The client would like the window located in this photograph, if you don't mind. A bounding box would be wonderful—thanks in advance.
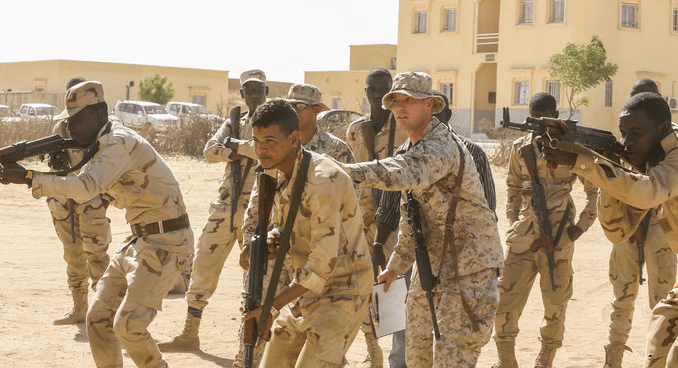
[673,9,678,32]
[514,81,530,105]
[549,0,565,23]
[414,11,427,33]
[605,82,613,107]
[621,3,638,28]
[519,1,534,24]
[441,83,453,105]
[332,98,342,109]
[547,81,561,105]
[442,8,457,32]
[192,95,206,106]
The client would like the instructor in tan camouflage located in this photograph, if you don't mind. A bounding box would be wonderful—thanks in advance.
[492,93,599,368]
[338,71,503,368]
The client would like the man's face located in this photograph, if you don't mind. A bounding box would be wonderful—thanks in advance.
[291,102,321,131]
[618,110,666,168]
[66,107,101,146]
[529,109,558,119]
[240,81,268,111]
[389,94,432,136]
[365,75,392,112]
[253,124,300,172]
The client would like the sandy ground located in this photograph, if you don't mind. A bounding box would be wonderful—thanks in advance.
[0,155,655,367]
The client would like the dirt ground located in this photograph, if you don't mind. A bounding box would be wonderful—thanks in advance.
[0,155,655,367]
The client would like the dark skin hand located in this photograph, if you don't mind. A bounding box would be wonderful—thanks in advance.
[47,151,70,171]
[0,162,30,186]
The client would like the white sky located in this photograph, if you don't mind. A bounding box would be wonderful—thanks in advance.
[4,0,399,83]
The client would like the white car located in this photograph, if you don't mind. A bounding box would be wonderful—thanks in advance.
[113,100,179,132]
[166,101,225,126]
[18,103,60,122]
[0,104,21,123]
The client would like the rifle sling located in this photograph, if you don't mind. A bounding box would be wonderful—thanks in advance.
[553,201,572,248]
[258,149,312,336]
[437,134,480,331]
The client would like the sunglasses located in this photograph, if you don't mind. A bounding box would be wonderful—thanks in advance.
[291,102,309,111]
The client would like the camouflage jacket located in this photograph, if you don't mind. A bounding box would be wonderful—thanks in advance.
[505,134,598,252]
[345,118,503,284]
[204,112,257,203]
[244,149,373,307]
[32,121,193,254]
[576,131,678,251]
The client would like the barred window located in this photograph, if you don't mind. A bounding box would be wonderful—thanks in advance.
[673,9,678,32]
[441,83,453,105]
[549,0,565,23]
[621,3,638,28]
[547,81,561,105]
[605,82,613,107]
[514,81,530,105]
[520,1,534,24]
[414,11,428,33]
[442,8,457,32]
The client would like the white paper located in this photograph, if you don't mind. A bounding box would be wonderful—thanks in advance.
[370,276,407,338]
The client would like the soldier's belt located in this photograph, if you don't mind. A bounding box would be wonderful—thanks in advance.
[131,213,190,237]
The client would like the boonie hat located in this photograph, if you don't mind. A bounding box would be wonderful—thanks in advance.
[240,69,266,86]
[286,83,330,111]
[382,72,445,114]
[56,80,105,120]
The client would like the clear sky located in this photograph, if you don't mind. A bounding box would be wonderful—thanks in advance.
[4,0,399,83]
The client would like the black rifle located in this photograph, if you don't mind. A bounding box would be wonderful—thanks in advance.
[635,212,652,285]
[242,170,277,368]
[0,135,79,166]
[405,190,441,340]
[500,107,623,154]
[227,106,242,232]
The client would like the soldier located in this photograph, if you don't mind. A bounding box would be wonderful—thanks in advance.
[542,92,678,368]
[345,68,408,368]
[601,80,676,368]
[242,99,373,367]
[233,82,356,368]
[0,81,194,368]
[492,93,598,368]
[46,76,112,325]
[337,71,503,368]
[158,69,267,352]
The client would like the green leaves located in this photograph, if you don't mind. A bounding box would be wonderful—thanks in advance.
[138,74,175,105]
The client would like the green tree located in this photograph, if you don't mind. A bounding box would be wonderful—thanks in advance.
[548,35,618,119]
[138,74,175,105]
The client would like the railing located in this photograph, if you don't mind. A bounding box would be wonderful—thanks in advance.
[476,33,499,47]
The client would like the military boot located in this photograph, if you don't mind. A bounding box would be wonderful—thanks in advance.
[603,343,632,368]
[157,312,201,351]
[534,339,560,368]
[357,331,383,368]
[492,339,519,368]
[53,290,88,325]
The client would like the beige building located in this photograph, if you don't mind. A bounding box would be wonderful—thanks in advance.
[306,44,397,114]
[0,60,230,113]
[395,0,678,137]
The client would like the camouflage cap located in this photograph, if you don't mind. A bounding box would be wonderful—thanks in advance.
[240,69,266,86]
[382,72,445,114]
[286,83,330,111]
[56,80,105,120]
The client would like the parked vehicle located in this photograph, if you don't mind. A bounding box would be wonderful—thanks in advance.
[316,109,363,140]
[166,101,225,127]
[18,103,60,122]
[0,105,21,123]
[113,100,179,132]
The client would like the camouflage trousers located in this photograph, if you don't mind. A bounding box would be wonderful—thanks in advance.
[233,257,292,368]
[406,267,499,368]
[87,232,193,368]
[493,238,574,345]
[259,294,369,368]
[608,216,676,345]
[643,282,678,368]
[186,198,247,311]
[47,196,111,293]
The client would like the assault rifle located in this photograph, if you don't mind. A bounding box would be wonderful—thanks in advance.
[0,135,79,166]
[500,107,624,155]
[405,190,441,340]
[227,106,243,232]
[635,212,652,285]
[242,169,277,368]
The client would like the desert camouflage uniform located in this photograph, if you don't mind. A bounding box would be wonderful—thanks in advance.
[249,148,372,367]
[32,121,194,368]
[234,128,356,368]
[345,118,504,368]
[187,112,257,312]
[47,120,111,293]
[569,131,678,368]
[493,135,598,348]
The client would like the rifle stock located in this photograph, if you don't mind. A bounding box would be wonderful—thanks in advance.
[635,212,652,285]
[0,135,79,165]
[405,190,441,340]
[243,170,277,368]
